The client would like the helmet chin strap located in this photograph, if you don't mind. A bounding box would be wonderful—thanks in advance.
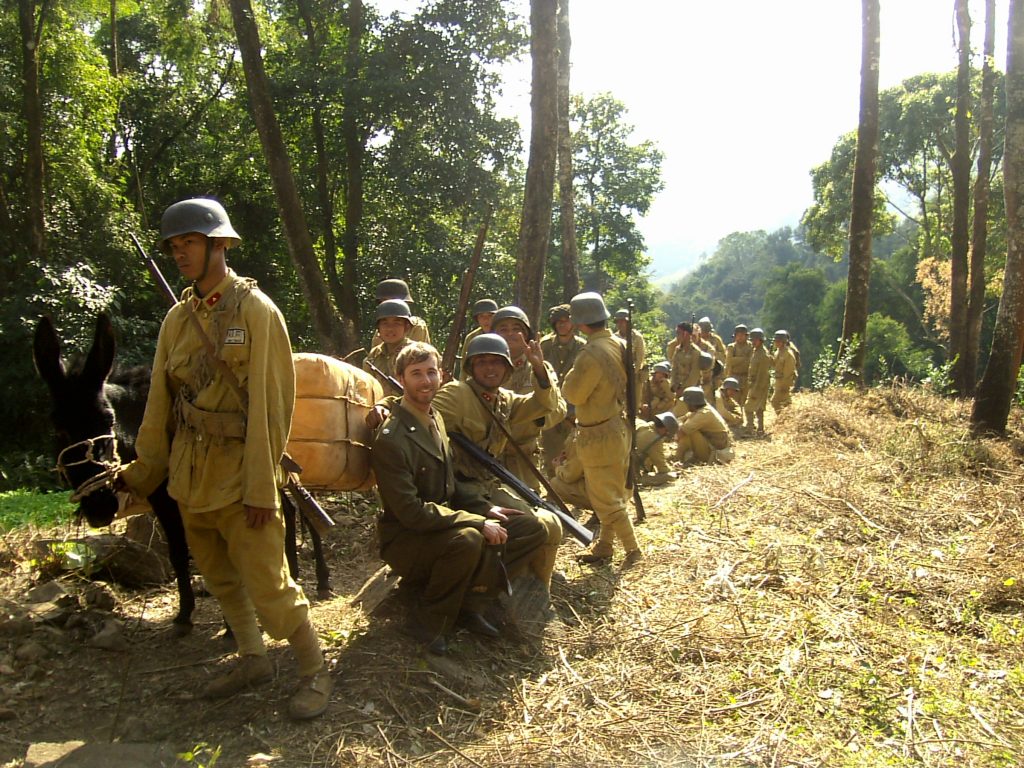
[193,236,213,296]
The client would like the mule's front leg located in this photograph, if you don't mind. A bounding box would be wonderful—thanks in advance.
[150,482,195,635]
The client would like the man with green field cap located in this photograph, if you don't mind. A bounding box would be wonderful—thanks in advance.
[562,291,642,569]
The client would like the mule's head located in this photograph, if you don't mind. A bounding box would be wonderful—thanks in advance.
[33,314,121,527]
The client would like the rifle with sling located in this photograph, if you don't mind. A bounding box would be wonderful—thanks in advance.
[623,300,647,522]
[130,233,335,536]
[364,359,592,546]
[440,207,492,379]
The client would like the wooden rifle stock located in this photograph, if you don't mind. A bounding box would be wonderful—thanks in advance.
[440,208,492,378]
[130,232,335,535]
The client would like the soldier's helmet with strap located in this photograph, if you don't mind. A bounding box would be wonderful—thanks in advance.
[734,324,749,335]
[158,198,241,254]
[652,360,671,376]
[375,278,413,303]
[569,292,610,326]
[698,316,713,333]
[699,351,714,371]
[492,306,533,341]
[682,386,707,407]
[375,299,412,322]
[722,377,741,391]
[464,332,513,373]
[774,329,790,342]
[472,298,498,318]
[653,411,679,434]
[750,327,765,341]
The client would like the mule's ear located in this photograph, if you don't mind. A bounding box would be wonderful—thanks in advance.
[83,313,116,386]
[33,316,66,390]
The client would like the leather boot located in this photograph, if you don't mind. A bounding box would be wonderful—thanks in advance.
[202,654,273,699]
[288,667,333,720]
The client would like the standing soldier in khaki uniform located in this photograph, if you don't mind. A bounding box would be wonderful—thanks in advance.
[562,292,642,569]
[697,317,728,366]
[674,387,734,465]
[715,377,744,434]
[744,328,771,436]
[490,306,567,490]
[670,322,702,395]
[539,304,586,471]
[117,198,330,719]
[431,333,564,589]
[771,329,798,413]
[698,351,716,402]
[614,309,646,410]
[647,361,675,417]
[371,342,546,656]
[548,426,594,513]
[363,299,414,395]
[458,298,498,381]
[725,324,753,406]
[371,278,431,347]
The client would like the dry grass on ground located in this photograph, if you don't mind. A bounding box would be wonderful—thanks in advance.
[0,385,1022,767]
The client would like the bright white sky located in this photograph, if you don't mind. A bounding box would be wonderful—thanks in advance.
[382,1,1008,279]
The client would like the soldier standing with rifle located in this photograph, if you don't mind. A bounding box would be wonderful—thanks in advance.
[117,198,331,719]
[562,292,643,569]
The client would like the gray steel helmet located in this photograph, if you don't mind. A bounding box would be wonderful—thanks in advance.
[548,303,571,326]
[774,329,790,341]
[734,324,749,335]
[682,386,706,407]
[570,292,610,325]
[492,306,533,341]
[464,332,513,371]
[750,327,765,340]
[722,377,740,390]
[698,316,712,332]
[472,298,498,317]
[375,278,413,303]
[375,299,412,322]
[614,308,630,321]
[653,411,679,434]
[158,198,241,254]
[652,360,671,375]
[699,351,714,370]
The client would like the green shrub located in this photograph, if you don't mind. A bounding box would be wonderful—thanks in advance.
[0,490,73,531]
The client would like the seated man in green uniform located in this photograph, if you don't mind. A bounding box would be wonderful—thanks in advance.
[674,386,734,465]
[117,198,330,720]
[370,342,546,656]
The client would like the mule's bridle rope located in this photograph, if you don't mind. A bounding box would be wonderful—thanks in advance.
[56,434,122,502]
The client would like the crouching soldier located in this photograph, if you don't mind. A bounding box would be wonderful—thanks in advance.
[371,342,546,655]
[648,361,674,417]
[715,377,744,435]
[635,411,678,486]
[673,386,734,465]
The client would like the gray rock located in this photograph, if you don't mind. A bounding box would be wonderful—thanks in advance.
[88,620,129,652]
[24,581,68,605]
[14,641,49,663]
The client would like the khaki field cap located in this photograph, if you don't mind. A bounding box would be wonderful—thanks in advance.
[492,306,533,340]
[472,298,498,317]
[375,299,412,322]
[548,303,571,325]
[682,386,706,407]
[465,332,513,370]
[570,292,610,325]
[375,278,413,303]
[158,198,241,254]
[653,411,679,434]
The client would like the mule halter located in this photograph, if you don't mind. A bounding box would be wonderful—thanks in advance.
[56,434,121,503]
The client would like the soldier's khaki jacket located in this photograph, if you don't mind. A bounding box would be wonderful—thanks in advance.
[708,331,728,362]
[431,377,559,482]
[649,377,674,415]
[122,270,293,513]
[677,404,732,450]
[615,328,646,370]
[670,342,702,392]
[561,329,626,427]
[371,402,492,549]
[458,325,486,381]
[773,346,797,388]
[539,332,586,382]
[725,340,753,379]
[364,337,412,394]
[715,391,743,427]
[371,314,430,348]
[635,420,670,474]
[747,346,772,400]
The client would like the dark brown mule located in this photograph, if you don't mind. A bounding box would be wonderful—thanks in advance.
[33,314,330,637]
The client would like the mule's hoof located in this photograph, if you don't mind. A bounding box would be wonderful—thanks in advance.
[316,587,334,601]
[168,621,194,638]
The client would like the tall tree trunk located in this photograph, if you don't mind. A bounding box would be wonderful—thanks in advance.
[340,0,364,338]
[19,0,46,260]
[556,0,579,302]
[966,0,997,391]
[515,0,558,326]
[950,0,973,393]
[972,0,1024,434]
[227,0,351,353]
[840,0,880,383]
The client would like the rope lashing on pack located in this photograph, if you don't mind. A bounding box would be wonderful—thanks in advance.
[56,434,122,502]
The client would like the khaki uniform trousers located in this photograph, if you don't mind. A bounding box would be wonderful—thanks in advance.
[771,382,792,413]
[577,419,638,556]
[548,475,593,511]
[181,500,309,656]
[676,432,733,465]
[541,419,573,475]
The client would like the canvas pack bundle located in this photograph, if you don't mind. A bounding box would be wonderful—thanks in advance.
[287,353,384,491]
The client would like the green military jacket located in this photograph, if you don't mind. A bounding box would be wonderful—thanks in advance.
[539,332,586,382]
[363,337,412,395]
[370,402,492,549]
